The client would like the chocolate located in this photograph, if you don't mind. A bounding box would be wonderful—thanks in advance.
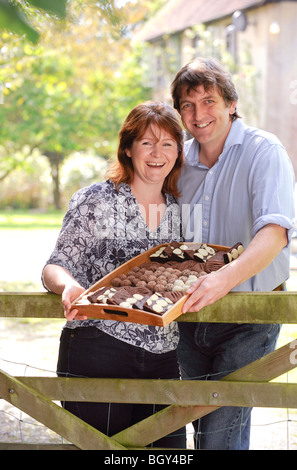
[151,242,218,264]
[162,290,185,303]
[164,242,193,261]
[149,246,169,263]
[223,242,244,263]
[111,277,122,287]
[106,286,151,308]
[143,292,174,315]
[163,240,181,257]
[81,241,244,317]
[192,244,217,262]
[133,294,151,310]
[203,251,226,272]
[87,286,118,304]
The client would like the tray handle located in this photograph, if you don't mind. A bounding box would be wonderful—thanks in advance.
[102,308,129,317]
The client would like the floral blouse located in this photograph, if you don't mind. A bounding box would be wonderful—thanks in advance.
[43,180,183,354]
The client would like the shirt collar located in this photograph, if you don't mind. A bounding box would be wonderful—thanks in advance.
[224,118,245,149]
[185,119,245,167]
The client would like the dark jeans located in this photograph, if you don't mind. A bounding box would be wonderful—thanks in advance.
[57,326,186,448]
[177,322,281,450]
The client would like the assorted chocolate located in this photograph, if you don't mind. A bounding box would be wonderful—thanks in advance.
[76,242,244,317]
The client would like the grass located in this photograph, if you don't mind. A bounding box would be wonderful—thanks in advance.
[0,209,64,230]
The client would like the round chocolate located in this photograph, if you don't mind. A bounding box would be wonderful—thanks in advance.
[147,281,157,290]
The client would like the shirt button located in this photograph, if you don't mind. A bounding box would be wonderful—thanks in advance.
[203,220,208,226]
[205,195,209,201]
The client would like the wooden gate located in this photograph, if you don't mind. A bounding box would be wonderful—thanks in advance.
[1,291,297,450]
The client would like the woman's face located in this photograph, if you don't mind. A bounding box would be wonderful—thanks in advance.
[126,124,179,188]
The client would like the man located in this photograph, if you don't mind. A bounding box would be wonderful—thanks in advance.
[171,57,295,449]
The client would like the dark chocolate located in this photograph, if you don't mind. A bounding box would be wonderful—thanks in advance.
[87,287,118,304]
[223,242,244,263]
[149,246,169,263]
[143,292,174,315]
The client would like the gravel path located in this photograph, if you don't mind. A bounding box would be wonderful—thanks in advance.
[1,229,297,449]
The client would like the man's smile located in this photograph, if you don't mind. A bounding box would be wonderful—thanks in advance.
[195,121,213,128]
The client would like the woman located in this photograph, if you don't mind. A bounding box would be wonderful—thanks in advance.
[42,101,185,448]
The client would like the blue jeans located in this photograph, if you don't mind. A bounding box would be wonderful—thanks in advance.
[177,322,280,450]
[57,326,186,448]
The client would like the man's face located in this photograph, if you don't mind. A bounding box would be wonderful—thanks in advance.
[179,85,236,150]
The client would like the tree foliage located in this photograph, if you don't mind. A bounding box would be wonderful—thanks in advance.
[0,1,156,208]
[0,0,123,43]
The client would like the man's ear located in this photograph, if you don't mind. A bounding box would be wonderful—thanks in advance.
[229,101,237,115]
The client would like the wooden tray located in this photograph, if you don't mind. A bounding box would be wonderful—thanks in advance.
[71,242,230,327]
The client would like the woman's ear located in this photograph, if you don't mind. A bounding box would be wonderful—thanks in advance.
[125,148,131,158]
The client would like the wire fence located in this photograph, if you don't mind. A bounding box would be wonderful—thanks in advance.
[1,351,297,450]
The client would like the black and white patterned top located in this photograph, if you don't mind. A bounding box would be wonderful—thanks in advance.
[43,180,183,354]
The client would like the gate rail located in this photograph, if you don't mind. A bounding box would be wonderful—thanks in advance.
[1,291,297,450]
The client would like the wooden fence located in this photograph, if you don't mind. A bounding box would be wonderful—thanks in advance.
[1,291,297,450]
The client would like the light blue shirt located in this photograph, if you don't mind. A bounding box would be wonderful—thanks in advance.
[177,119,295,292]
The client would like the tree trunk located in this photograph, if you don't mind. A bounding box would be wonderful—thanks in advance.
[44,151,64,210]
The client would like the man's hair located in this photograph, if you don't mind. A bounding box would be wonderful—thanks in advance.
[171,57,240,121]
[106,101,184,197]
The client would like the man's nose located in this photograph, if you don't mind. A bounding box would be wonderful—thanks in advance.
[193,104,203,121]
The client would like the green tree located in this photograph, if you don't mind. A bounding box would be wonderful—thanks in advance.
[0,0,122,43]
[0,1,152,209]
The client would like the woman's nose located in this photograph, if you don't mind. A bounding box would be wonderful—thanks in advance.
[151,143,161,156]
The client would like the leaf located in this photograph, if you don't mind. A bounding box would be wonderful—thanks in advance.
[27,0,67,19]
[0,0,39,43]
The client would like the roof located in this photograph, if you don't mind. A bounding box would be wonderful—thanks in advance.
[136,0,267,41]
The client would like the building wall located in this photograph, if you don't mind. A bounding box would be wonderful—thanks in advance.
[237,2,297,174]
[143,1,297,175]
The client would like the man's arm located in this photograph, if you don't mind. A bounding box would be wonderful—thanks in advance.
[182,224,288,313]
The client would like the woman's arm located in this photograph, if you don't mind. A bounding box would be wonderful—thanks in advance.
[182,224,288,313]
[43,264,86,321]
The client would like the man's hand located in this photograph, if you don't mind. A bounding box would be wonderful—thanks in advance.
[182,224,288,314]
[182,269,231,313]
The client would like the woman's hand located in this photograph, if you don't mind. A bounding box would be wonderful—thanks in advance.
[42,264,88,321]
[61,282,87,321]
